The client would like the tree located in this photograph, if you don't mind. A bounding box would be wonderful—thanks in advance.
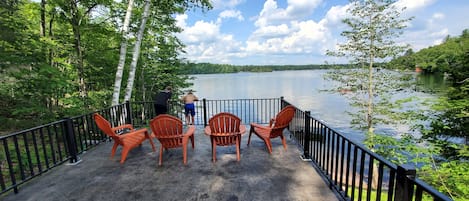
[111,0,135,106]
[326,0,414,191]
[113,0,212,105]
[327,0,412,134]
[123,0,151,102]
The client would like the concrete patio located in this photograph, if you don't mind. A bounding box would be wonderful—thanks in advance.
[1,126,340,201]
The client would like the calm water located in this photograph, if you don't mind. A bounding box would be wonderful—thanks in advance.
[190,69,444,141]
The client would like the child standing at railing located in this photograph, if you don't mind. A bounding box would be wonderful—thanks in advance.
[181,90,198,125]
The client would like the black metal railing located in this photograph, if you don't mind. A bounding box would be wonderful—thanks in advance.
[282,99,452,201]
[0,103,130,194]
[0,98,453,201]
[130,98,282,127]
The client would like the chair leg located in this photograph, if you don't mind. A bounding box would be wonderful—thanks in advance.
[159,146,164,166]
[120,147,131,164]
[190,135,195,149]
[236,138,240,161]
[183,143,188,165]
[265,138,273,154]
[247,127,254,146]
[212,140,217,162]
[146,132,156,152]
[111,142,119,158]
[280,135,287,150]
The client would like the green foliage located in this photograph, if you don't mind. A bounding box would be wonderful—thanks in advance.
[419,148,469,201]
[388,29,469,72]
[327,0,412,63]
[0,0,214,131]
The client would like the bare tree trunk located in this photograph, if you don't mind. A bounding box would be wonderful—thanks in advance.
[111,0,135,106]
[123,0,151,102]
[70,0,87,100]
[49,11,55,67]
[40,0,46,37]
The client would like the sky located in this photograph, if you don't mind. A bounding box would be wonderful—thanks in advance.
[175,0,469,65]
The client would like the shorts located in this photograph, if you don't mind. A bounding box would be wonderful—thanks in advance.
[184,103,196,116]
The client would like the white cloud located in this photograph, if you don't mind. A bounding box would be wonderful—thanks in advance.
[177,0,469,65]
[211,0,245,10]
[251,24,290,39]
[176,14,244,64]
[218,9,244,22]
[320,4,349,26]
[179,20,219,44]
[219,10,243,20]
[285,0,322,18]
[394,0,436,11]
[255,0,321,27]
[175,14,187,29]
[432,13,445,20]
[245,19,331,56]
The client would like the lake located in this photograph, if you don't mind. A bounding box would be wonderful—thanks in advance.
[189,69,445,141]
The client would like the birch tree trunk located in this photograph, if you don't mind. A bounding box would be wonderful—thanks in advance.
[111,0,135,105]
[124,0,151,102]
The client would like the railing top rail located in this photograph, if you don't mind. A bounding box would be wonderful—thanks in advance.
[0,119,66,140]
[413,178,453,201]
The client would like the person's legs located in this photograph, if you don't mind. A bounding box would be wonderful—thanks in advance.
[184,104,190,124]
[189,108,196,125]
[155,104,166,116]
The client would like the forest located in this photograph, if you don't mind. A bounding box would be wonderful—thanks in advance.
[0,0,468,199]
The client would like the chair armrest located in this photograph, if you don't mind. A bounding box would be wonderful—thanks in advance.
[184,125,196,136]
[250,122,268,129]
[269,118,275,127]
[250,122,272,132]
[239,125,247,134]
[112,124,135,133]
[204,126,212,135]
[119,128,147,139]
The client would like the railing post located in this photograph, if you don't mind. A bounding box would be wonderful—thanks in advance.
[203,98,208,127]
[64,118,79,164]
[395,164,416,201]
[301,111,312,161]
[125,101,133,125]
[280,96,285,108]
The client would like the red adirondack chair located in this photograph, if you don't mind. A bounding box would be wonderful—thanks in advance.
[93,113,155,164]
[247,105,295,153]
[204,112,246,162]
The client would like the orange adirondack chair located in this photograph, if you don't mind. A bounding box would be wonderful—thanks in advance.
[247,105,295,153]
[149,114,195,165]
[93,113,156,164]
[204,112,246,162]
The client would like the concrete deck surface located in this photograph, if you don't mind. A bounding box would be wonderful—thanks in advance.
[2,126,340,201]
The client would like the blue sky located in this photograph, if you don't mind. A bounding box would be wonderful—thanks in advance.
[175,0,469,65]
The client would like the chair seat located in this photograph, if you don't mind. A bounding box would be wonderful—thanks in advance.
[120,132,147,147]
[251,124,272,138]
